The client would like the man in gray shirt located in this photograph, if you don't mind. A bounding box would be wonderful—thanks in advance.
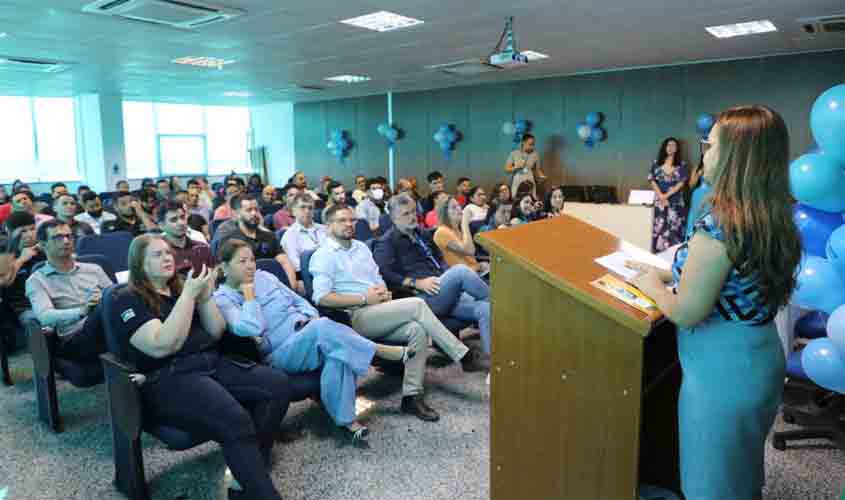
[25,220,114,362]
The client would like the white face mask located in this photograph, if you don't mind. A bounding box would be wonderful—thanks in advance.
[371,188,384,200]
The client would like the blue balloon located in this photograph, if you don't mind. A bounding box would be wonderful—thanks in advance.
[377,123,388,135]
[386,128,399,141]
[439,141,451,152]
[586,112,601,127]
[439,124,450,134]
[794,203,844,257]
[827,224,845,281]
[790,153,845,212]
[696,113,715,136]
[795,311,830,340]
[828,304,845,357]
[795,255,845,313]
[590,127,605,142]
[810,84,845,161]
[445,130,457,144]
[433,131,446,143]
[331,130,342,141]
[802,337,845,392]
[514,120,528,133]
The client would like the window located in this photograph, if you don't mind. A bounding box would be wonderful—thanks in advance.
[122,101,251,179]
[0,96,79,183]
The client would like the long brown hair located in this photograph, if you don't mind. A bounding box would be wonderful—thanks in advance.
[708,105,801,310]
[436,195,460,232]
[127,234,183,317]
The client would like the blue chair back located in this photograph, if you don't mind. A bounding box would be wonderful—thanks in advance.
[300,250,316,302]
[256,258,290,288]
[379,213,393,233]
[355,219,374,242]
[77,231,134,272]
[102,284,131,359]
[77,253,118,283]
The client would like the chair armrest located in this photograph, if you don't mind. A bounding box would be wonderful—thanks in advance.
[100,353,143,440]
[28,323,57,376]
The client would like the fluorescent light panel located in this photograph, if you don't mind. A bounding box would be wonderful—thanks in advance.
[172,56,235,68]
[340,11,423,32]
[325,75,371,83]
[521,50,549,61]
[705,20,777,38]
[223,91,251,97]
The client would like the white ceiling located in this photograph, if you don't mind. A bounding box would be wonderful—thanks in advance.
[0,0,843,105]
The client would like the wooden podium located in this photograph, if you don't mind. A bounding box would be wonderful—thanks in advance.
[477,215,681,500]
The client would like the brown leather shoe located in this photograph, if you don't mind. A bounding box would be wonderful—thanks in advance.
[401,395,440,422]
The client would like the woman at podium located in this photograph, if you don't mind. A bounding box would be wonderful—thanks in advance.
[628,106,801,500]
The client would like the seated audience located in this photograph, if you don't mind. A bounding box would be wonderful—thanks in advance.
[213,179,244,222]
[510,193,542,225]
[351,175,368,204]
[480,201,513,232]
[1,212,45,323]
[186,189,212,223]
[76,192,117,235]
[115,180,131,194]
[434,196,484,274]
[420,171,445,214]
[321,181,347,222]
[355,178,387,234]
[102,192,157,236]
[271,184,299,230]
[247,174,264,194]
[139,190,160,221]
[463,186,489,222]
[158,201,214,277]
[8,190,53,227]
[545,185,566,217]
[259,185,281,217]
[454,177,472,207]
[423,191,449,229]
[76,185,92,206]
[215,239,412,443]
[491,183,512,205]
[53,194,94,239]
[373,194,491,363]
[281,194,328,273]
[156,178,172,201]
[213,194,299,294]
[25,220,113,362]
[0,185,8,205]
[111,234,289,500]
[311,206,477,421]
[290,171,319,201]
[50,182,69,200]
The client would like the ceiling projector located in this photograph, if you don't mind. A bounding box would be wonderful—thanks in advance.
[488,17,528,68]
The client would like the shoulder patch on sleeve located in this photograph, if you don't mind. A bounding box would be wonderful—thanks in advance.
[121,308,136,323]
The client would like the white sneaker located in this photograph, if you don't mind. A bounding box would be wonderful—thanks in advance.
[486,372,490,385]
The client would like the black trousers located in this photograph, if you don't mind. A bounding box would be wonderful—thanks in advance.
[140,351,291,500]
[56,303,106,363]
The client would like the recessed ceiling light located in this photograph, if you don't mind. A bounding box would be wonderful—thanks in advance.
[0,33,7,39]
[223,91,251,97]
[340,11,423,32]
[172,56,235,69]
[325,75,371,83]
[705,20,777,38]
[521,50,549,61]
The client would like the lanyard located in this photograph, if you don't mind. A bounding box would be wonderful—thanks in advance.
[412,231,441,272]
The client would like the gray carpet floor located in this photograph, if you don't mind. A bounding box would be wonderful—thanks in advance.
[1,343,843,500]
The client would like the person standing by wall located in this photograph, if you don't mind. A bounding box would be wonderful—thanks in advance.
[648,137,688,252]
[504,134,546,199]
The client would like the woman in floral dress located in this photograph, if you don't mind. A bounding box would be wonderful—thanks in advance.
[649,137,688,252]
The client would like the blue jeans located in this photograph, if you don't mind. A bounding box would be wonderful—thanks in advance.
[422,265,491,354]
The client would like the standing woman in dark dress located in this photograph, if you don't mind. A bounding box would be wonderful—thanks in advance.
[649,137,689,252]
[112,234,290,500]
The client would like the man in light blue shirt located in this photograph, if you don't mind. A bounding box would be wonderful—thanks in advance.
[281,194,329,272]
[310,205,473,422]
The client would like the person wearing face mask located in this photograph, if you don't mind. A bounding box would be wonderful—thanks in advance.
[212,194,300,295]
[504,133,546,199]
[75,192,116,235]
[355,178,387,233]
[53,194,95,239]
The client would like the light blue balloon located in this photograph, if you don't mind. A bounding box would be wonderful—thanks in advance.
[439,141,451,152]
[696,113,715,136]
[445,130,457,144]
[802,337,845,392]
[439,124,450,134]
[586,112,601,127]
[827,304,845,357]
[795,255,845,313]
[515,119,528,133]
[386,127,399,141]
[789,153,845,212]
[590,127,605,142]
[434,131,445,143]
[794,203,844,257]
[331,130,342,141]
[576,123,592,141]
[827,224,845,281]
[377,123,388,135]
[810,84,845,161]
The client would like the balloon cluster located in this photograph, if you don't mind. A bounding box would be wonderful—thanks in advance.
[695,113,715,138]
[377,123,401,148]
[502,119,531,148]
[326,130,352,163]
[789,84,845,393]
[433,123,461,159]
[575,112,605,148]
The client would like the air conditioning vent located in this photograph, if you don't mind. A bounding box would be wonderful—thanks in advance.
[0,56,71,73]
[426,58,502,76]
[82,0,243,29]
[799,15,845,34]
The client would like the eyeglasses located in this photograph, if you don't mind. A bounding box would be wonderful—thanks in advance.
[49,234,74,242]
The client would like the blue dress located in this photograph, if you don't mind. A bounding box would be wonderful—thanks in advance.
[671,213,785,500]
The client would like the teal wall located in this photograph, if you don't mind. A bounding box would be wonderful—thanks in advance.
[294,50,845,197]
